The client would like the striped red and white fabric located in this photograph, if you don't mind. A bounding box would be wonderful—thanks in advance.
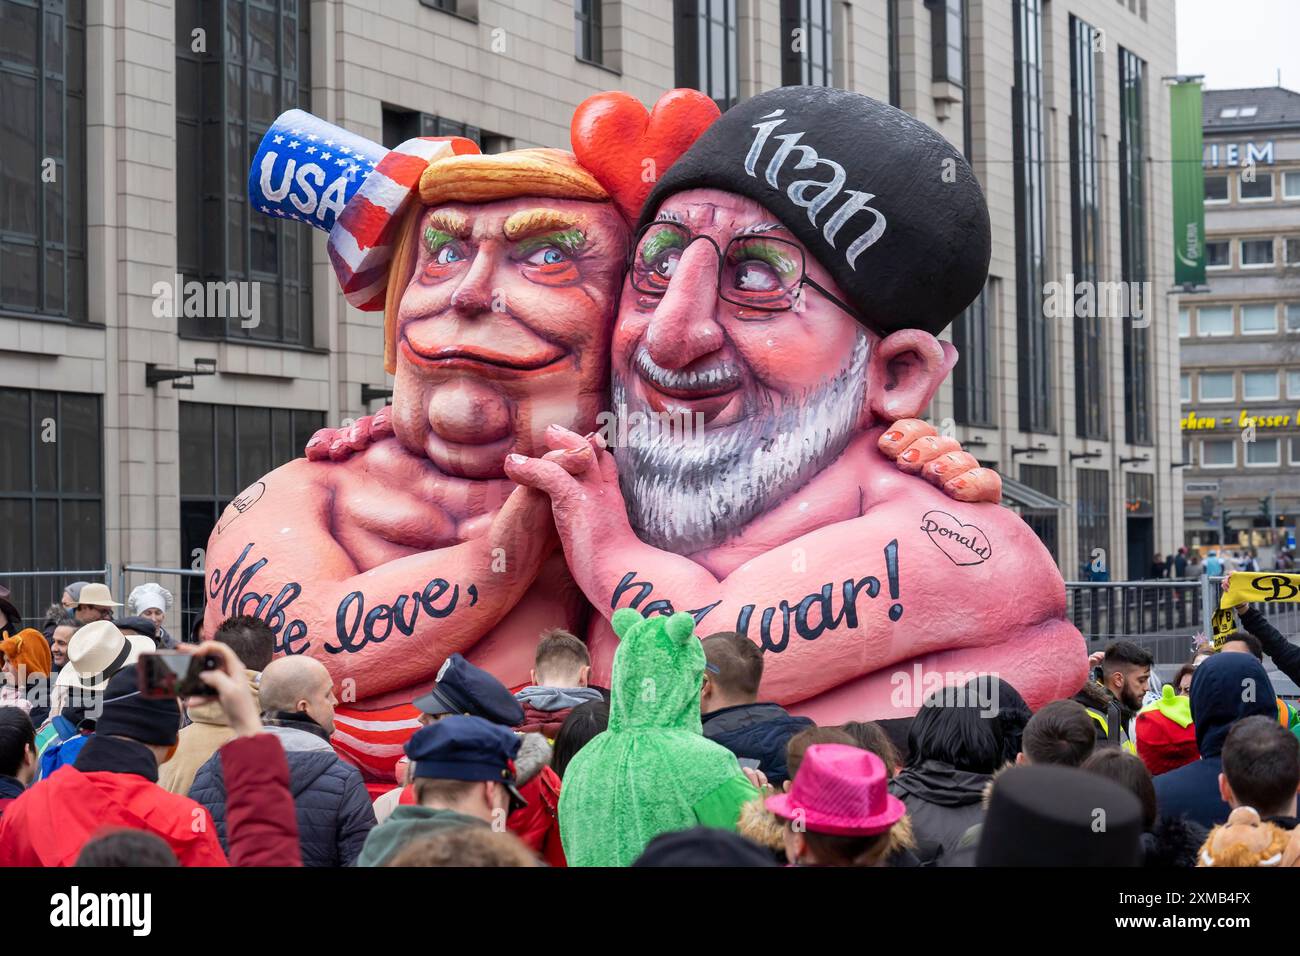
[325,135,480,311]
[331,702,423,785]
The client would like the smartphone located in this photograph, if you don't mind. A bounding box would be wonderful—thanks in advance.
[138,651,222,699]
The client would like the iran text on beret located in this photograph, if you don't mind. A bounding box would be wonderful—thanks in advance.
[642,86,991,339]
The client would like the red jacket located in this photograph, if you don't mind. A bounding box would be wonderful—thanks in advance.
[221,734,302,867]
[0,767,229,867]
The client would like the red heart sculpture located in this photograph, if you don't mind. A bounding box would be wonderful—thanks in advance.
[571,89,721,223]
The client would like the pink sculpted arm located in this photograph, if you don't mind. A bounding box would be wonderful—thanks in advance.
[505,427,1080,708]
[202,458,557,699]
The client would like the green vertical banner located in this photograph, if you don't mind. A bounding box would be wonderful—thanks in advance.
[1170,80,1206,286]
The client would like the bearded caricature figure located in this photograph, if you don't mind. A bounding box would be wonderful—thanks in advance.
[204,110,631,779]
[505,87,1087,722]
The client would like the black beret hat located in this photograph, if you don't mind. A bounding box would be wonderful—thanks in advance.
[412,653,525,727]
[976,765,1144,867]
[641,86,991,338]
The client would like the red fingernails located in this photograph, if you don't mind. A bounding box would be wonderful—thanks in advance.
[900,449,919,462]
[950,478,966,489]
[884,430,903,443]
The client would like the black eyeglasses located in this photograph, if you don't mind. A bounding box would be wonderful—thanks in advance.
[627,220,859,321]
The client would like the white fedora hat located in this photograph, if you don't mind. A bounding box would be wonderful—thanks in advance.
[54,620,154,692]
[76,582,121,608]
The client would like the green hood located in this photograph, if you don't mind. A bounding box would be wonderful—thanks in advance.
[356,805,485,867]
[607,607,706,733]
[558,610,757,866]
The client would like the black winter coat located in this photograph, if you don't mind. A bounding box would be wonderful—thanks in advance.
[702,702,814,785]
[189,717,376,867]
[888,760,990,866]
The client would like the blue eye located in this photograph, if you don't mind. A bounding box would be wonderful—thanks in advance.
[543,249,563,264]
[436,246,465,265]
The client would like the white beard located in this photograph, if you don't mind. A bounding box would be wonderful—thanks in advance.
[612,332,870,554]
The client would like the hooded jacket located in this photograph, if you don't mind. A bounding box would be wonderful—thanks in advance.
[1153,653,1277,828]
[159,669,261,796]
[188,713,376,867]
[357,805,488,867]
[701,702,814,785]
[557,610,759,867]
[888,759,990,866]
[0,735,229,866]
[514,685,604,738]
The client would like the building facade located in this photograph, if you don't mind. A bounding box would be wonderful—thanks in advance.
[0,0,1180,624]
[1179,86,1300,561]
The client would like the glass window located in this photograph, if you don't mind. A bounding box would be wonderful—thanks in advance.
[1206,240,1230,268]
[1019,464,1058,562]
[1241,303,1277,333]
[1243,370,1278,400]
[1238,173,1273,201]
[674,0,738,110]
[953,278,995,426]
[1075,469,1110,579]
[0,388,104,622]
[1119,47,1148,446]
[1013,0,1051,433]
[1179,308,1190,337]
[927,0,963,86]
[178,401,325,635]
[1246,439,1280,466]
[0,1,87,320]
[175,0,313,347]
[1199,371,1234,401]
[1201,439,1236,467]
[781,0,833,86]
[1288,304,1300,332]
[1241,239,1275,266]
[1204,175,1229,202]
[1197,306,1233,336]
[1180,372,1191,402]
[1284,171,1300,200]
[574,0,603,64]
[1286,238,1300,264]
[1287,370,1300,398]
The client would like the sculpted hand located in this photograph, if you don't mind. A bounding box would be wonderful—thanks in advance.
[502,424,632,545]
[878,418,1001,504]
[305,405,394,462]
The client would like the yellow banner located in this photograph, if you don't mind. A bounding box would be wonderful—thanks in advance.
[1211,608,1236,649]
[1221,573,1300,609]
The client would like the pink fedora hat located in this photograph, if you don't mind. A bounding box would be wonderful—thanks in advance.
[765,744,906,837]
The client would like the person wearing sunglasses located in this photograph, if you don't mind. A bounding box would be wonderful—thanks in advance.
[506,86,1087,727]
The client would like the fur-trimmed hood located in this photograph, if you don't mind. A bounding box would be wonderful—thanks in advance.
[736,795,917,863]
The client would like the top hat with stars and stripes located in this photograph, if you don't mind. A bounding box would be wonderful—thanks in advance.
[248,108,479,311]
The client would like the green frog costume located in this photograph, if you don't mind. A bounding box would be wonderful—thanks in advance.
[558,609,760,866]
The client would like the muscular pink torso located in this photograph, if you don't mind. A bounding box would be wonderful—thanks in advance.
[202,435,584,709]
[584,428,1085,720]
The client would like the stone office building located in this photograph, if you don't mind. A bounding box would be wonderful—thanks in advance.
[0,0,1179,630]
[1179,85,1300,561]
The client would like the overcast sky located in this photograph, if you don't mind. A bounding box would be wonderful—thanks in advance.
[1176,0,1300,90]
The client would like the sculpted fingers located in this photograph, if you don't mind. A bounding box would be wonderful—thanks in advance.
[542,442,597,476]
[895,435,962,475]
[942,467,1002,504]
[878,419,937,460]
[305,428,335,461]
[922,450,981,486]
[504,453,580,501]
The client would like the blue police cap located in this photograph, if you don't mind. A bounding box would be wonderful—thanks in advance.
[404,716,525,806]
[413,653,525,727]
